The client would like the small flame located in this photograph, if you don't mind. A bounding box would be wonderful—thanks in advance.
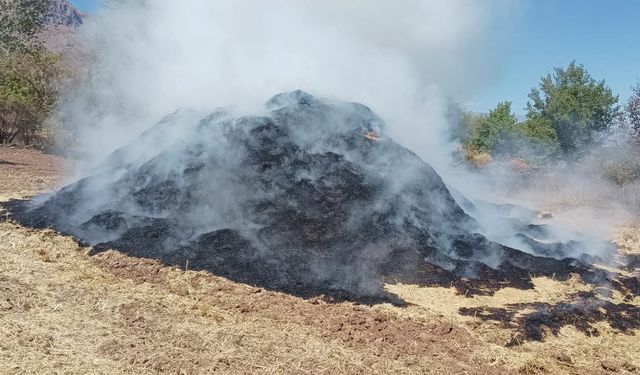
[364,131,380,141]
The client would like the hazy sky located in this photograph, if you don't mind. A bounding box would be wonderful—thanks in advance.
[70,0,639,115]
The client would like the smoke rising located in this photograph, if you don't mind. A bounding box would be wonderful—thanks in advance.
[62,0,518,168]
[55,1,623,263]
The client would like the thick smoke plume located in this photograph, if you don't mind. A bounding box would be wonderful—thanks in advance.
[53,1,623,264]
[62,0,518,167]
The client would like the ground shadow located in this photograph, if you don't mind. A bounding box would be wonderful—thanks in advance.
[0,159,24,166]
[459,290,640,345]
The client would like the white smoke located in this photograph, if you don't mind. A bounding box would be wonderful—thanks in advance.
[53,0,628,265]
[63,0,520,172]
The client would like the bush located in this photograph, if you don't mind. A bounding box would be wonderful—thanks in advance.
[466,102,519,154]
[626,80,640,140]
[463,145,492,168]
[462,102,560,166]
[0,49,63,145]
[584,145,640,186]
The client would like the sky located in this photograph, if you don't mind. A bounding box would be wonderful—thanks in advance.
[70,0,100,13]
[473,0,640,115]
[70,0,639,116]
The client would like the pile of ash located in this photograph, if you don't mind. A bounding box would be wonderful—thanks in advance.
[3,91,623,300]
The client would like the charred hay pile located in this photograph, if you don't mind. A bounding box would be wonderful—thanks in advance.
[4,91,637,309]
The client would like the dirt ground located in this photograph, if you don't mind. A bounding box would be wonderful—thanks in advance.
[0,147,70,200]
[1,147,639,374]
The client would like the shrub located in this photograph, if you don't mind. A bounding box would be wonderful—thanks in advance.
[586,146,640,186]
[0,49,63,145]
[466,102,519,154]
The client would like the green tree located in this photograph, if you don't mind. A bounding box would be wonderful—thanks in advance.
[0,48,62,145]
[467,101,519,154]
[0,0,52,55]
[446,100,469,143]
[520,116,556,142]
[517,116,561,161]
[526,61,619,155]
[626,80,640,140]
[0,0,62,145]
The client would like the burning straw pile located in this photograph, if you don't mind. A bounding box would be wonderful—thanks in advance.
[4,92,636,305]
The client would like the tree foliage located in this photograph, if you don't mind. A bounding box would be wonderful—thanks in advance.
[0,0,52,55]
[462,101,561,164]
[626,80,640,140]
[467,102,518,154]
[526,61,619,155]
[0,50,62,144]
[0,0,62,145]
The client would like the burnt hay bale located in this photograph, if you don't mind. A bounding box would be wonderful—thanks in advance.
[2,91,618,302]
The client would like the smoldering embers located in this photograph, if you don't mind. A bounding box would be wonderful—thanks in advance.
[6,91,611,298]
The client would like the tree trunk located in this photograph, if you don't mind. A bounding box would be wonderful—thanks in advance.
[7,112,20,144]
[0,116,7,145]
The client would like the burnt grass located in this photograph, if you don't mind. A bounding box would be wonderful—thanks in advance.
[3,91,640,341]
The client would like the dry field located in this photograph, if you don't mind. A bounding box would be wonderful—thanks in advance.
[0,146,638,374]
[0,147,70,201]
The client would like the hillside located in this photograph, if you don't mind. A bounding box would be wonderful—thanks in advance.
[39,0,86,68]
[43,0,84,28]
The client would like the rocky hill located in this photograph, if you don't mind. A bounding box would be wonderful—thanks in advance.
[43,0,84,28]
[39,0,86,69]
